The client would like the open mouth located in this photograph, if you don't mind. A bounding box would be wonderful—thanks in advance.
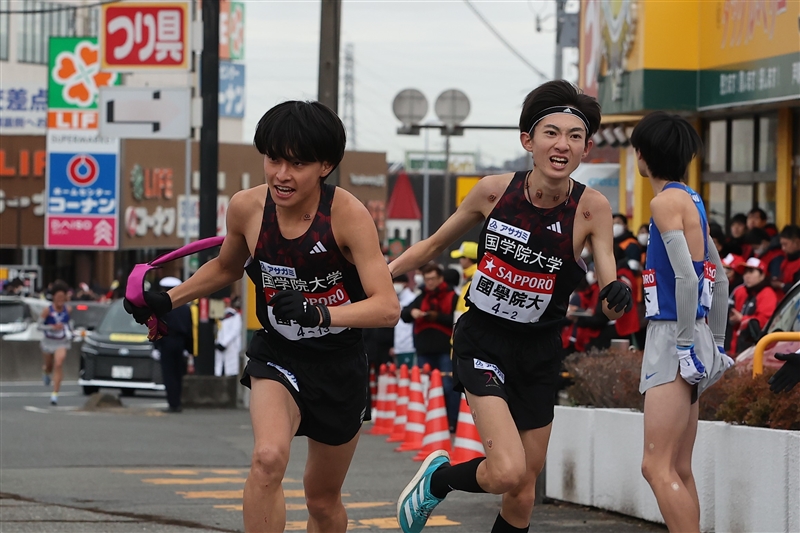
[274,185,295,198]
[549,156,569,169]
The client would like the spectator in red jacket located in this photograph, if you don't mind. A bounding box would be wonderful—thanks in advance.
[729,257,778,354]
[775,224,800,295]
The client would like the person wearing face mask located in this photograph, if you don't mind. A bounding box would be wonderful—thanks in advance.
[392,273,419,368]
[729,257,778,354]
[613,213,643,272]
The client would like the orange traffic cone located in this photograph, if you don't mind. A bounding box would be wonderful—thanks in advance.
[396,365,425,452]
[380,364,397,435]
[387,364,409,442]
[421,363,431,409]
[367,364,390,435]
[413,369,451,461]
[451,394,485,464]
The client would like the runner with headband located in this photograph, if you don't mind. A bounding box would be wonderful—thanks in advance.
[123,100,400,533]
[389,80,633,533]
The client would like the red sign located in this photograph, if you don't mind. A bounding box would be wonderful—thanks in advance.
[45,216,117,250]
[100,2,190,71]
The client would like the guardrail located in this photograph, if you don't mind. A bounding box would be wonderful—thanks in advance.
[753,331,800,377]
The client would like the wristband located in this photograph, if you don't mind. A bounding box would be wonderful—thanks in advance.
[317,303,331,328]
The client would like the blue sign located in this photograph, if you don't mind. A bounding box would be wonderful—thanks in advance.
[0,84,48,135]
[219,61,245,118]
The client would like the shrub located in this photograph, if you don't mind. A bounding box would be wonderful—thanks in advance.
[563,348,644,411]
[565,349,800,430]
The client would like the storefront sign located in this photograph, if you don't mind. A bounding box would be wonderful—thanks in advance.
[100,2,191,71]
[0,84,48,135]
[0,136,47,247]
[404,151,477,176]
[219,61,245,118]
[219,1,245,60]
[349,174,386,187]
[45,131,120,250]
[48,37,120,131]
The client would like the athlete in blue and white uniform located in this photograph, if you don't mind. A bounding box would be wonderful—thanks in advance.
[631,112,732,533]
[39,281,72,405]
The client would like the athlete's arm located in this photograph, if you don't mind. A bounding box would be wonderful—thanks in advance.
[651,193,698,347]
[582,189,625,320]
[388,174,508,277]
[166,189,254,308]
[706,243,729,346]
[330,189,400,328]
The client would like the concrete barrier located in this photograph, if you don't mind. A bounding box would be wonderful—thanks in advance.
[0,340,81,381]
[546,406,800,532]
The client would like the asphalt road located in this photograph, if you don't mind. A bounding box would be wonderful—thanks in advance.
[0,380,666,532]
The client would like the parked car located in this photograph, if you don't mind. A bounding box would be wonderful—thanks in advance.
[79,299,164,396]
[736,280,800,371]
[0,295,33,336]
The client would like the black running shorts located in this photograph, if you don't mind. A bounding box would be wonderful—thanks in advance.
[452,310,562,430]
[241,331,370,446]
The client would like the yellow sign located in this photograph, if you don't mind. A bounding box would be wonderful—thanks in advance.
[700,0,799,68]
[109,333,148,343]
[455,176,481,207]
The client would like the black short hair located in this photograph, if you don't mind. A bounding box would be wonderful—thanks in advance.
[253,101,346,179]
[730,214,747,226]
[420,262,443,277]
[744,228,770,245]
[519,80,601,139]
[629,112,703,182]
[747,207,767,221]
[613,213,628,224]
[780,224,800,240]
[709,223,725,242]
[51,280,69,295]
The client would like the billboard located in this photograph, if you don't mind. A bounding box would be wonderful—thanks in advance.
[219,0,245,60]
[45,131,120,250]
[48,37,120,130]
[100,2,191,71]
[219,61,245,118]
[0,83,48,135]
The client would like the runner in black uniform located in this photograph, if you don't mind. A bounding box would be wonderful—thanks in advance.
[390,80,633,533]
[123,101,399,533]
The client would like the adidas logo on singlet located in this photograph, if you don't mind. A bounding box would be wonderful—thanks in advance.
[546,221,562,234]
[309,241,328,254]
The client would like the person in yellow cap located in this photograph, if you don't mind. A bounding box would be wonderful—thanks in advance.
[450,241,478,321]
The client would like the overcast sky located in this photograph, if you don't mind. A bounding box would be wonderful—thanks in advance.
[243,1,573,167]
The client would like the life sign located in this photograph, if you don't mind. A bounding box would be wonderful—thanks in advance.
[100,2,191,71]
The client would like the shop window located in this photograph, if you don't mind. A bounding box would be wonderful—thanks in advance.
[16,1,97,65]
[706,120,727,172]
[0,0,9,60]
[731,118,754,172]
[757,116,777,172]
[706,182,726,226]
[729,184,754,220]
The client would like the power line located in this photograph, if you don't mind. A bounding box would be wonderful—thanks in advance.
[462,0,549,81]
[0,0,120,15]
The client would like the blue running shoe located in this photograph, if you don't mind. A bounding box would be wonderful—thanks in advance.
[43,373,51,386]
[397,450,450,533]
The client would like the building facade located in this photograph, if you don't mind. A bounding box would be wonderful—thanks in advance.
[580,0,799,232]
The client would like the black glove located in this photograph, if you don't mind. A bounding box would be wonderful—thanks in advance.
[215,343,225,352]
[269,290,321,328]
[123,291,173,325]
[599,280,633,313]
[768,352,800,393]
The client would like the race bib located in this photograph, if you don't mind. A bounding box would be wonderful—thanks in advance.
[468,252,556,323]
[701,260,715,309]
[642,269,660,317]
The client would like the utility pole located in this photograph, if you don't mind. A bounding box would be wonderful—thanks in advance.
[318,0,342,185]
[342,42,356,149]
[555,0,565,79]
[196,0,220,376]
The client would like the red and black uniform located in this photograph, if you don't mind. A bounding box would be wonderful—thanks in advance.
[241,183,370,445]
[779,251,800,292]
[730,281,778,354]
[453,171,587,430]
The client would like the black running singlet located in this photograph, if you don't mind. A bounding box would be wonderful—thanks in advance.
[244,183,366,353]
[467,171,587,330]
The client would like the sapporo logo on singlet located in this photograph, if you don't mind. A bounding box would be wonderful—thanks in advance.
[260,265,351,340]
[469,252,557,323]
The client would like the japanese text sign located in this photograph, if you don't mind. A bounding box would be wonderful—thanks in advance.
[100,2,191,71]
[0,83,48,135]
[219,61,245,118]
[219,1,245,60]
[45,131,120,250]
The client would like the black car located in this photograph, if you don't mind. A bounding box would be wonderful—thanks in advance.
[79,299,164,396]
